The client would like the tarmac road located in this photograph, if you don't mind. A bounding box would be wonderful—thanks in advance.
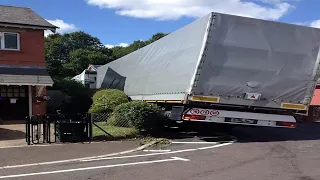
[1,123,320,180]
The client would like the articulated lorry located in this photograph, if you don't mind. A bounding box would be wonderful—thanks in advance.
[96,12,320,129]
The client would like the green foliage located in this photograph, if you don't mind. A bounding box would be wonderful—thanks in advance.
[111,33,168,60]
[45,34,67,77]
[147,33,169,43]
[109,101,164,132]
[45,31,112,79]
[64,49,112,77]
[48,78,94,113]
[89,89,129,114]
[51,78,92,96]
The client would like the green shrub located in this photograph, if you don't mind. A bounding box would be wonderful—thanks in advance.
[89,89,129,114]
[51,77,93,97]
[109,101,164,133]
[48,78,93,113]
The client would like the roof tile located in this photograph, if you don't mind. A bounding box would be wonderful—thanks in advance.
[0,5,57,29]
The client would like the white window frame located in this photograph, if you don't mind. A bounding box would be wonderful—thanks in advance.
[0,32,20,51]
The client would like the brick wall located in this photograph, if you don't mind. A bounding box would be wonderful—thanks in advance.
[0,27,48,116]
[0,27,45,67]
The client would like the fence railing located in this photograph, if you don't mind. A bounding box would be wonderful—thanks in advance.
[90,113,137,139]
[25,112,141,145]
[25,113,92,145]
[91,113,135,128]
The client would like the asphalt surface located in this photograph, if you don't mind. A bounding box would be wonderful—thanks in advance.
[0,141,140,167]
[1,123,320,180]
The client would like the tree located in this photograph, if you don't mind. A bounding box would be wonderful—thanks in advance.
[64,49,112,77]
[111,46,131,60]
[111,32,168,60]
[45,31,112,79]
[63,31,103,50]
[148,33,169,43]
[111,40,148,59]
[45,34,68,77]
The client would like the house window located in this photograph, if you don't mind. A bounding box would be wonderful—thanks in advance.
[0,32,20,50]
[0,86,26,98]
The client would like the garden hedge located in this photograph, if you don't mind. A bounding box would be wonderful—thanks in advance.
[109,101,164,133]
[89,89,129,114]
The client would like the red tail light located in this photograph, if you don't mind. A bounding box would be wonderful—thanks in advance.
[183,114,206,120]
[276,121,296,128]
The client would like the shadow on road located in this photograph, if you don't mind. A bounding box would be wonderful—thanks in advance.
[152,122,320,143]
[0,127,26,141]
[231,123,320,143]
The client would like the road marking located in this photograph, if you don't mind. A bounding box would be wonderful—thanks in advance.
[0,157,188,179]
[143,149,171,152]
[0,143,154,170]
[0,144,53,149]
[0,156,97,170]
[0,142,234,170]
[198,142,233,150]
[172,141,219,144]
[171,157,190,161]
[81,148,196,162]
[82,142,234,162]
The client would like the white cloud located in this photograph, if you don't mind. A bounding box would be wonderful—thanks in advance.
[105,43,129,48]
[86,0,295,21]
[311,20,320,28]
[293,19,320,29]
[45,19,77,37]
[256,0,298,4]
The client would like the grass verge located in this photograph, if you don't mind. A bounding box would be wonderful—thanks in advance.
[140,137,172,148]
[93,122,140,140]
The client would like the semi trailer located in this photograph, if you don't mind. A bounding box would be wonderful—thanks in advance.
[96,12,320,128]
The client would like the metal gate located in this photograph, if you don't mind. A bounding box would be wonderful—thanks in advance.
[25,113,93,145]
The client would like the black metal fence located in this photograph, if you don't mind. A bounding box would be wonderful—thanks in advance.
[25,112,93,145]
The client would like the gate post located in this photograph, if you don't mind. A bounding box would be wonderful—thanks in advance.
[89,113,93,142]
[42,115,47,143]
[25,116,31,145]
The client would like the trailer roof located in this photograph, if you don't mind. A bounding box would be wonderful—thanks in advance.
[97,12,320,108]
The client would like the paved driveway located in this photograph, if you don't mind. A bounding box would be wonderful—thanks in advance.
[0,123,320,180]
[0,123,26,147]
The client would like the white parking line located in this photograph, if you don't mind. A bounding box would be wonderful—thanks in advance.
[0,142,234,170]
[143,149,171,152]
[198,143,233,150]
[0,156,99,170]
[81,142,234,162]
[171,141,219,144]
[0,157,189,179]
[0,144,52,149]
[0,147,142,169]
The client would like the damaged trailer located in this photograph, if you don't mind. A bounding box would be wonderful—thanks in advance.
[96,12,320,128]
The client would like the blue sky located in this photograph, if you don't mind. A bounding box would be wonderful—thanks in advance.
[1,0,320,48]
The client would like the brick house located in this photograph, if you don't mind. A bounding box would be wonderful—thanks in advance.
[0,5,57,121]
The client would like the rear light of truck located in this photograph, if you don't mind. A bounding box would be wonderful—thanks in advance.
[183,114,206,121]
[276,121,296,128]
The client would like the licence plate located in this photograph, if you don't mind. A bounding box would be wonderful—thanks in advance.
[225,118,258,124]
